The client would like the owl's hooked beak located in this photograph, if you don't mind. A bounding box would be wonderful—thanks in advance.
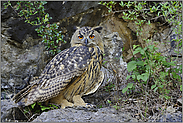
[84,38,88,45]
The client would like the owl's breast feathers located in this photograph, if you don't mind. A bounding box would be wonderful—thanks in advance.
[12,45,103,106]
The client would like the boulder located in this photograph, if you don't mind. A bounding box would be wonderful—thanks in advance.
[1,99,27,122]
[32,107,138,122]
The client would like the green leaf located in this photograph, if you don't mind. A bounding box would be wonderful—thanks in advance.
[168,61,176,66]
[127,61,137,72]
[133,45,139,49]
[24,109,29,114]
[145,64,150,70]
[103,61,108,65]
[172,72,178,79]
[137,73,149,81]
[180,85,182,91]
[148,45,154,50]
[43,13,49,23]
[31,103,36,109]
[137,75,141,81]
[52,104,58,109]
[133,47,144,55]
[148,20,151,25]
[164,95,170,100]
[122,87,128,93]
[165,89,170,94]
[126,75,131,80]
[133,49,140,55]
[107,100,111,104]
[139,48,145,55]
[40,106,50,111]
[127,83,133,88]
[144,47,147,51]
[136,61,144,66]
[154,87,159,92]
[131,75,136,79]
[151,84,156,89]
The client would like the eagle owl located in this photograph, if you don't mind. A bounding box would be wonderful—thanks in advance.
[12,26,104,108]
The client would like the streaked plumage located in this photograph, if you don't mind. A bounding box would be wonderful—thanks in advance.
[12,26,104,108]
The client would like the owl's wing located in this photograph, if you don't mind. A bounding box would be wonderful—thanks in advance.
[38,46,92,89]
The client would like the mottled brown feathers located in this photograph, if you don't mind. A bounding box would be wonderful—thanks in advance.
[12,26,104,108]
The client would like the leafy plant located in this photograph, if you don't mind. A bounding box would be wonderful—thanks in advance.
[122,83,134,94]
[35,23,66,55]
[125,43,179,99]
[107,99,111,104]
[113,103,120,110]
[3,1,66,55]
[99,1,116,13]
[104,82,115,92]
[121,1,182,100]
[4,1,49,25]
[100,1,182,100]
[23,102,59,117]
[100,2,182,116]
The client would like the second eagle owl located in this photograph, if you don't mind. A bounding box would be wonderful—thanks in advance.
[12,26,104,108]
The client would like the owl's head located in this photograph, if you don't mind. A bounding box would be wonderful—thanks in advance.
[71,26,104,53]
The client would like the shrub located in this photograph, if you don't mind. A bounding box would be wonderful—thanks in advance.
[100,1,182,100]
[3,1,66,55]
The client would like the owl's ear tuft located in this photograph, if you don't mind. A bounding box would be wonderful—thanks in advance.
[73,26,80,31]
[93,26,103,33]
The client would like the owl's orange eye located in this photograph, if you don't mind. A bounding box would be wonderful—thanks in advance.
[78,35,83,39]
[89,35,95,39]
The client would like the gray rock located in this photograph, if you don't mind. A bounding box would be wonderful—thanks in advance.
[177,98,182,105]
[45,1,101,22]
[32,107,138,122]
[148,111,182,122]
[1,99,182,122]
[1,35,46,93]
[1,99,27,122]
[166,106,176,113]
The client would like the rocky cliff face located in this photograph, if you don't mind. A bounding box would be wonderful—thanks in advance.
[1,0,179,108]
[1,1,182,122]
